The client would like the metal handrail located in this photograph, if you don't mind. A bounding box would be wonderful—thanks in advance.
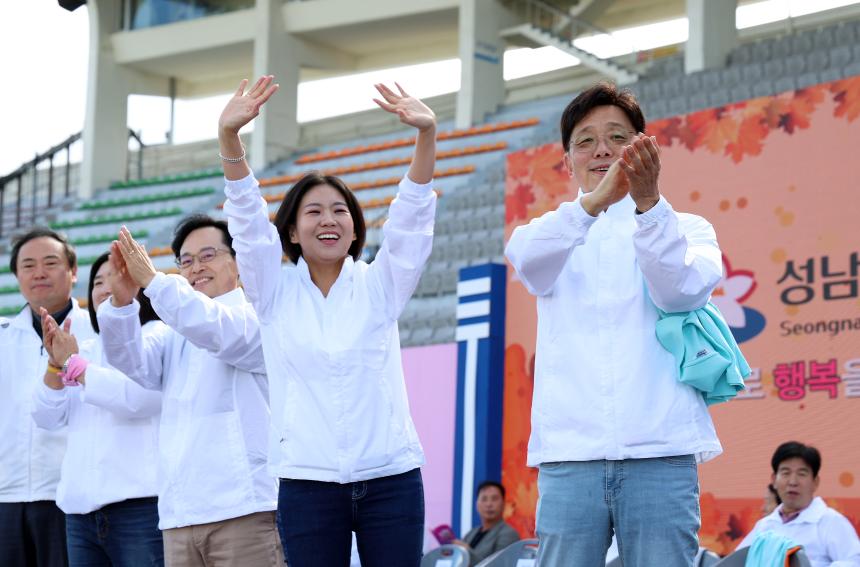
[0,128,145,238]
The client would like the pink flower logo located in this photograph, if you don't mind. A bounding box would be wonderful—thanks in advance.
[711,255,765,343]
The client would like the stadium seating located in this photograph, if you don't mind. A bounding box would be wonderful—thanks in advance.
[421,544,470,567]
[474,539,538,566]
[712,546,812,567]
[3,18,860,333]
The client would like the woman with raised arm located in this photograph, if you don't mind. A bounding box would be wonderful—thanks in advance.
[32,252,164,567]
[218,76,436,567]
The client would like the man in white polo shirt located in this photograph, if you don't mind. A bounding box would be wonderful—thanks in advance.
[739,441,860,566]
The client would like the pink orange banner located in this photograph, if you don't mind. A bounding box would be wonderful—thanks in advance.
[502,76,860,553]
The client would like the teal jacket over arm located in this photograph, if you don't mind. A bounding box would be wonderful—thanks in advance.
[656,302,751,405]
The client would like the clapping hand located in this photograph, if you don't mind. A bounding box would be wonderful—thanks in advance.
[619,133,661,213]
[115,227,158,289]
[40,308,77,369]
[373,83,436,133]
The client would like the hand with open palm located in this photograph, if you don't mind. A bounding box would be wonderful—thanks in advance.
[218,75,280,136]
[373,83,436,133]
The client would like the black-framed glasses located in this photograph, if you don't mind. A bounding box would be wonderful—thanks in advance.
[175,247,230,269]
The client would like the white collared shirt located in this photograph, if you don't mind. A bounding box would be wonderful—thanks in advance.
[739,497,860,566]
[97,273,277,529]
[505,193,724,465]
[31,326,162,514]
[223,172,435,483]
[0,302,96,503]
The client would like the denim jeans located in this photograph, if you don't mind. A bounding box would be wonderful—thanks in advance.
[0,500,67,567]
[535,456,700,567]
[66,497,163,567]
[278,468,424,567]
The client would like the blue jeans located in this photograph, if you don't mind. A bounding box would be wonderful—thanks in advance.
[66,497,163,567]
[535,457,700,567]
[278,468,424,567]
[0,501,67,567]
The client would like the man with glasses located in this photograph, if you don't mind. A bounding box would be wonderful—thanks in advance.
[505,82,723,566]
[97,216,283,566]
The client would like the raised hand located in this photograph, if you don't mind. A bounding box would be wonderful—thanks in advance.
[580,157,630,216]
[373,83,436,133]
[117,227,158,288]
[40,308,76,367]
[108,238,140,307]
[619,133,661,213]
[218,75,280,136]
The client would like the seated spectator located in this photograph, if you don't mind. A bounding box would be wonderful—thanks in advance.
[739,441,860,567]
[453,481,520,564]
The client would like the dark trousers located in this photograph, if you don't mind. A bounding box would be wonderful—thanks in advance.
[0,500,68,567]
[66,497,163,567]
[278,468,424,567]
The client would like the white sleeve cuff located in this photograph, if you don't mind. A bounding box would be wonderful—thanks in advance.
[634,195,671,225]
[224,172,259,199]
[143,272,169,298]
[398,175,434,198]
[566,198,601,229]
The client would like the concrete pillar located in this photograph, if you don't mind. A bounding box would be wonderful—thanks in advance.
[251,0,299,172]
[685,0,738,73]
[81,0,133,197]
[456,0,506,129]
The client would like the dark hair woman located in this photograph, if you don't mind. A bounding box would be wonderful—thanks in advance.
[219,76,437,567]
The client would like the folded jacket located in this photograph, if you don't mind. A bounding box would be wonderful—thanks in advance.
[656,302,751,405]
[745,530,802,567]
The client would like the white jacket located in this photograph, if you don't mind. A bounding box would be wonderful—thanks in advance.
[31,326,162,514]
[97,273,277,529]
[739,497,860,567]
[505,193,723,465]
[223,172,435,483]
[0,302,96,502]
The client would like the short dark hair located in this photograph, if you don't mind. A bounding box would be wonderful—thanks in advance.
[273,172,366,264]
[10,227,77,275]
[476,480,506,501]
[560,81,646,152]
[171,214,235,258]
[87,252,161,333]
[771,441,822,478]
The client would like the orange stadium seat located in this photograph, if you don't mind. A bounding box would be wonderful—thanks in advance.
[294,119,536,164]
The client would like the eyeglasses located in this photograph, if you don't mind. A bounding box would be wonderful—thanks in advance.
[175,247,231,269]
[570,130,636,153]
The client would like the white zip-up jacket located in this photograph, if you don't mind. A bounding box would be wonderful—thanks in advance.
[97,273,277,529]
[739,497,860,566]
[223,172,435,483]
[0,302,96,503]
[31,326,162,514]
[505,193,723,466]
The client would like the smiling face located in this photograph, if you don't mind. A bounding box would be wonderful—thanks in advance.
[772,457,820,515]
[563,104,635,193]
[289,183,357,269]
[15,236,77,313]
[178,226,239,298]
[91,261,113,310]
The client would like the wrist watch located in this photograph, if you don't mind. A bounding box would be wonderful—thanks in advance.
[61,354,77,376]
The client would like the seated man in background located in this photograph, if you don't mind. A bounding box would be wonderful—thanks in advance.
[453,481,520,564]
[739,441,860,566]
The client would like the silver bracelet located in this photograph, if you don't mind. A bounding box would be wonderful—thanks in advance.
[219,144,246,163]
